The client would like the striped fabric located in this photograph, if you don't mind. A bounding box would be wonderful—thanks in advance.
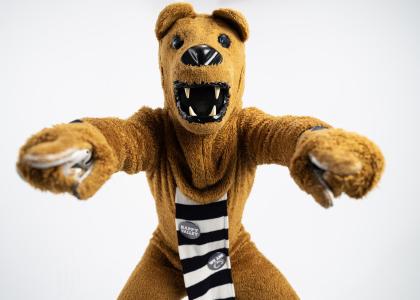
[175,188,236,300]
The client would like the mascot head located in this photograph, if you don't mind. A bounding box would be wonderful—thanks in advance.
[155,3,249,135]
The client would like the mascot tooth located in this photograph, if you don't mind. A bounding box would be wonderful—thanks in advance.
[17,3,385,299]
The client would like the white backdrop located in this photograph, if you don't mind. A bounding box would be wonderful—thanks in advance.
[1,0,419,299]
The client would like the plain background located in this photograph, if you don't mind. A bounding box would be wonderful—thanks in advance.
[1,0,419,299]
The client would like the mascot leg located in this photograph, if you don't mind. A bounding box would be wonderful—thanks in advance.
[118,242,186,300]
[231,241,299,299]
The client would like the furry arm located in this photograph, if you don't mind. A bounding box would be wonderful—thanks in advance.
[83,107,160,174]
[239,107,384,208]
[238,107,331,166]
[17,107,160,199]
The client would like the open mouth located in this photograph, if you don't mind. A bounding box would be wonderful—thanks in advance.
[174,81,230,123]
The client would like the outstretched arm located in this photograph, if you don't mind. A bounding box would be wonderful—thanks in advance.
[82,107,161,174]
[239,107,384,208]
[17,107,162,199]
[239,107,330,166]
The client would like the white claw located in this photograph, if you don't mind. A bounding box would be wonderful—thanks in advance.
[214,86,220,99]
[311,159,334,208]
[189,106,197,116]
[184,88,190,99]
[309,153,329,171]
[209,105,217,116]
[24,148,94,184]
[24,149,90,169]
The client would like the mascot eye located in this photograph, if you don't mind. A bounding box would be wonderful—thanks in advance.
[171,35,184,49]
[218,34,231,48]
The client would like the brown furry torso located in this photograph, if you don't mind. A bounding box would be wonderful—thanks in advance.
[146,108,255,268]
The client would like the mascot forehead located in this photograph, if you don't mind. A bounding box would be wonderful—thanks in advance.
[166,16,242,42]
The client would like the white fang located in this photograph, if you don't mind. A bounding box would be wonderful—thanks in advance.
[209,105,217,116]
[189,106,197,116]
[184,88,190,99]
[214,87,220,99]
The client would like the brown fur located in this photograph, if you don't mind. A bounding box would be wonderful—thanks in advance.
[16,3,384,299]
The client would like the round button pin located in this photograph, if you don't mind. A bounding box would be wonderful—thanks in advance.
[207,252,227,270]
[179,221,201,239]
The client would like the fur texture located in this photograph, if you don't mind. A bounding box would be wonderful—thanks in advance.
[17,3,384,299]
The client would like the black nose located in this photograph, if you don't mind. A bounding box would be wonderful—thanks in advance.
[181,44,223,66]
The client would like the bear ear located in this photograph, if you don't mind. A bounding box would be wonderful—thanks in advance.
[212,8,249,42]
[155,3,196,40]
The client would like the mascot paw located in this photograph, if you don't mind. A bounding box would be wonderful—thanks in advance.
[17,122,118,199]
[290,128,384,208]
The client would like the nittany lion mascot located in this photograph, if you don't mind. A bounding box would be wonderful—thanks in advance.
[17,3,384,299]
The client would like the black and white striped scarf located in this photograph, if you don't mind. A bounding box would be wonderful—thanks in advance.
[175,188,236,300]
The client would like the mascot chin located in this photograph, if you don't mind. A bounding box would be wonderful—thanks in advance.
[17,3,384,299]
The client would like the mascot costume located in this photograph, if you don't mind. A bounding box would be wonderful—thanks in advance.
[17,3,384,299]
